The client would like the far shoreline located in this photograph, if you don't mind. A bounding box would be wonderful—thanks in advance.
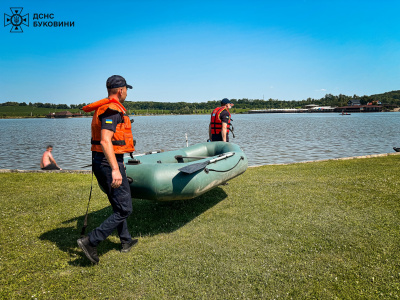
[1,110,399,120]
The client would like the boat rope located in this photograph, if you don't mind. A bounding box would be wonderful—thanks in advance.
[80,171,94,237]
[205,156,244,173]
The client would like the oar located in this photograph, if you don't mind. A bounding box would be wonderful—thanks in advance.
[81,150,163,168]
[179,152,235,174]
[132,150,164,158]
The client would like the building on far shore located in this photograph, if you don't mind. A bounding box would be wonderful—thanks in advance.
[247,103,388,114]
[308,106,335,112]
[348,99,361,106]
[46,111,73,118]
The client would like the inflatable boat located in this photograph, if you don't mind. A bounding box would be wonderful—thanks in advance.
[124,142,248,201]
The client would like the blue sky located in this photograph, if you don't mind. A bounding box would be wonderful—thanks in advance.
[1,0,400,105]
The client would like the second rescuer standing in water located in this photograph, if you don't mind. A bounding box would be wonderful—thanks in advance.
[78,75,137,264]
[209,98,234,142]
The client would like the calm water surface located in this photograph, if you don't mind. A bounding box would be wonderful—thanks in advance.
[1,112,399,170]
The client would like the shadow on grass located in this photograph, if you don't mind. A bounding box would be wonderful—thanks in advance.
[39,187,227,266]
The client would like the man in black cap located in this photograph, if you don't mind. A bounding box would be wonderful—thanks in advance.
[209,98,234,142]
[78,75,137,264]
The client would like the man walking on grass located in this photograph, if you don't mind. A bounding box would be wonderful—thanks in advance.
[77,75,138,264]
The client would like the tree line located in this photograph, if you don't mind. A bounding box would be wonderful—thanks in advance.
[0,102,81,109]
[2,90,400,114]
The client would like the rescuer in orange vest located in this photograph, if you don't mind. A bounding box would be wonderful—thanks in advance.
[209,98,234,142]
[77,75,137,264]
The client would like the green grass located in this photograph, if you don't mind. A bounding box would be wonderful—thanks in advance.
[1,156,400,299]
[0,106,83,117]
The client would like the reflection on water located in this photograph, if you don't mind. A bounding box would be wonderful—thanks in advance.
[1,112,399,170]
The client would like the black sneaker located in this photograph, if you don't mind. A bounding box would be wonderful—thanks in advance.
[77,236,99,264]
[121,239,138,253]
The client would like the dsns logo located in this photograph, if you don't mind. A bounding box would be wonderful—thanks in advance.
[4,7,29,33]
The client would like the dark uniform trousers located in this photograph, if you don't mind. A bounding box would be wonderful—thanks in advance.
[89,155,133,246]
[211,133,229,142]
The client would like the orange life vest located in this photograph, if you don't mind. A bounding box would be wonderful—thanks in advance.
[210,106,232,135]
[82,98,135,154]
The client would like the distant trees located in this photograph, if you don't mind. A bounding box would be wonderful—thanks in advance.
[1,90,400,114]
[0,102,70,109]
[1,101,19,106]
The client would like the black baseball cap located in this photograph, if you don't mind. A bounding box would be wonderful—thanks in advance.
[221,98,233,105]
[106,75,132,89]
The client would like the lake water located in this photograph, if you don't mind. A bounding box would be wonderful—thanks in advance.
[1,112,399,170]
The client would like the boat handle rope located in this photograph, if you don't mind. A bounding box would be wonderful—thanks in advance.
[205,156,244,174]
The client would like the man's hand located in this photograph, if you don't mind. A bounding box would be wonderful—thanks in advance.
[111,168,122,188]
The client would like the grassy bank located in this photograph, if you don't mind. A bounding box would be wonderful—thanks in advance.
[1,156,400,299]
[0,106,83,118]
